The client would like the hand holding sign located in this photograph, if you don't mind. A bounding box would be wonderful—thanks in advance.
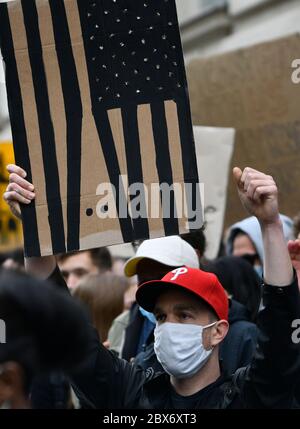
[3,164,34,219]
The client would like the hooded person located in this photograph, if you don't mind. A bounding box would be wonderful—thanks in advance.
[226,214,294,277]
[0,269,90,409]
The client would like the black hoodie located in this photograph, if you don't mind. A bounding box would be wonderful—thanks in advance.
[220,299,258,375]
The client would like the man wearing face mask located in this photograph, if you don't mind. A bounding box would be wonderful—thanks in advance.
[120,235,199,362]
[4,165,300,408]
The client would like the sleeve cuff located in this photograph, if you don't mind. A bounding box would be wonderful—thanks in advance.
[262,271,299,297]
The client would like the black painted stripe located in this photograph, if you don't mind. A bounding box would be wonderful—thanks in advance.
[94,110,134,243]
[121,106,150,241]
[75,0,104,108]
[151,101,179,236]
[171,16,202,231]
[176,97,202,229]
[0,4,41,257]
[49,0,82,252]
[76,0,134,242]
[21,0,66,253]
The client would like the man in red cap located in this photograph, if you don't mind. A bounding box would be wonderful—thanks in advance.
[135,266,230,400]
[4,166,300,408]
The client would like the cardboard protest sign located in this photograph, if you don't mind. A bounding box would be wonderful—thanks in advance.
[193,126,235,260]
[187,34,300,228]
[0,0,202,256]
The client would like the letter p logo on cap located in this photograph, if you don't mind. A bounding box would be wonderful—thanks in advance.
[171,267,188,281]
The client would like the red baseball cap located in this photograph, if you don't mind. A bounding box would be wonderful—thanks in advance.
[136,266,229,321]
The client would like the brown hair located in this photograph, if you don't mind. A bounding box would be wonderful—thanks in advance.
[73,273,129,341]
[57,247,112,271]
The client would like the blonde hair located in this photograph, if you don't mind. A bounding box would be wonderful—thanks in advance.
[73,273,129,341]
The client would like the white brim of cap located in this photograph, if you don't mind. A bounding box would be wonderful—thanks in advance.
[124,255,179,277]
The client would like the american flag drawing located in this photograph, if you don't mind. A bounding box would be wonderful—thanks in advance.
[0,0,202,257]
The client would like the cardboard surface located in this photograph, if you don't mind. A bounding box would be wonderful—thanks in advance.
[0,0,202,256]
[193,126,235,259]
[187,34,300,228]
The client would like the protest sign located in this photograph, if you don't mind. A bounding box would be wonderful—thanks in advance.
[193,126,235,259]
[0,0,202,256]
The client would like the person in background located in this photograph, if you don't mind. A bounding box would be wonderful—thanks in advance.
[56,247,112,290]
[121,235,199,362]
[288,213,300,284]
[207,256,261,323]
[180,228,207,267]
[206,256,261,374]
[111,255,138,311]
[226,213,294,278]
[293,212,300,240]
[73,273,129,345]
[288,240,300,285]
[107,259,137,354]
[0,269,89,409]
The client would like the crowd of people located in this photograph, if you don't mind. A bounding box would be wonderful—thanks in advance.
[0,164,300,409]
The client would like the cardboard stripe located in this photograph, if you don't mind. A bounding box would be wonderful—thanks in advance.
[137,104,165,238]
[7,2,53,255]
[176,98,202,229]
[121,105,150,241]
[164,100,188,232]
[151,101,179,236]
[0,3,40,256]
[21,1,66,253]
[95,109,133,242]
[48,0,83,251]
[36,0,68,250]
[64,0,124,248]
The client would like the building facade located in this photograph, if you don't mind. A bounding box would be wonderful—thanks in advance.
[176,0,300,61]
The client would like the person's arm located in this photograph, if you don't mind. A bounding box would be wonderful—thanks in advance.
[3,164,147,409]
[233,166,293,285]
[4,164,56,279]
[233,167,300,408]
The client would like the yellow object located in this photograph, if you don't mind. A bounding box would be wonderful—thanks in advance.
[0,141,23,251]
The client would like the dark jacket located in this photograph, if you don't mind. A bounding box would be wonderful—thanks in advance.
[51,266,300,409]
[220,299,258,374]
[122,303,153,361]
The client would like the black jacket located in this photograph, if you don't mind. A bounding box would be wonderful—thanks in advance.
[51,267,300,409]
[121,303,147,361]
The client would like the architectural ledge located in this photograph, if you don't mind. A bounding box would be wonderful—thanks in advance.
[180,5,232,51]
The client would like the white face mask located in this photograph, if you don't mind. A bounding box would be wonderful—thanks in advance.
[154,322,216,379]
